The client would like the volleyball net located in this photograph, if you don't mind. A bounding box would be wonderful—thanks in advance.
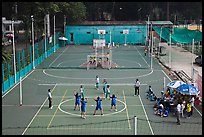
[2,116,202,135]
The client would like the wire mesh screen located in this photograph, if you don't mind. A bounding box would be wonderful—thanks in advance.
[37,45,151,70]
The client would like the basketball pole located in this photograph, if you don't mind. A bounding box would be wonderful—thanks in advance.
[20,76,22,106]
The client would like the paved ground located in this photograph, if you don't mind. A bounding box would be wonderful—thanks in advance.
[159,45,202,79]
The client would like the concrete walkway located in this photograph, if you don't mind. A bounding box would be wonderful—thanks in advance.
[158,45,202,80]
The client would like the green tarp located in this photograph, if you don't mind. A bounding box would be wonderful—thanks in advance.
[153,27,202,44]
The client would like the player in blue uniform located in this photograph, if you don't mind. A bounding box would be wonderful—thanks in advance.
[110,94,117,111]
[74,92,81,111]
[81,98,88,119]
[93,96,103,115]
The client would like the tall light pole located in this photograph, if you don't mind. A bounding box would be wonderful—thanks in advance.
[191,39,195,83]
[150,23,153,70]
[31,15,35,69]
[12,20,16,83]
[169,29,172,69]
[64,15,66,35]
[44,15,47,58]
[109,30,112,47]
[54,15,56,52]
[147,15,151,57]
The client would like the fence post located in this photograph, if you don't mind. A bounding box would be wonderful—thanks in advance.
[2,64,4,92]
[134,116,137,135]
[7,63,10,87]
[29,45,32,67]
[18,51,21,79]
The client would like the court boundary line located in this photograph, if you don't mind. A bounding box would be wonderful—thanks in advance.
[2,104,154,107]
[47,127,131,130]
[135,46,150,68]
[123,90,131,129]
[47,89,68,129]
[138,95,154,135]
[42,69,154,80]
[21,84,57,135]
[38,83,148,86]
[48,46,69,67]
[37,114,148,117]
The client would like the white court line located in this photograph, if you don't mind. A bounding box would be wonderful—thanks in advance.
[48,46,69,67]
[47,89,67,129]
[123,90,131,129]
[42,69,154,80]
[38,83,148,86]
[47,127,130,130]
[2,69,35,98]
[2,104,154,107]
[37,114,148,117]
[138,95,154,135]
[161,70,172,82]
[22,84,57,135]
[135,46,150,68]
[58,98,126,117]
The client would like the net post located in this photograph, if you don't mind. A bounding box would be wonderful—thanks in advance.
[163,77,166,91]
[109,49,112,70]
[20,76,23,106]
[134,115,137,135]
[102,44,104,68]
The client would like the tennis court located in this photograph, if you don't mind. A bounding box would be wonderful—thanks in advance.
[2,45,202,135]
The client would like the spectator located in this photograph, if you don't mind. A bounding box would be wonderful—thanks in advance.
[146,85,153,99]
[150,93,157,101]
[161,91,165,100]
[176,101,182,125]
[186,101,192,119]
[155,101,164,117]
[181,101,186,117]
[163,108,169,117]
[189,95,195,116]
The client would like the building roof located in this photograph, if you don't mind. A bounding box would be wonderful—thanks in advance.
[72,21,146,25]
[146,21,173,25]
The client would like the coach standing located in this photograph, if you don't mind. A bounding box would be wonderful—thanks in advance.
[48,89,53,109]
[134,79,140,96]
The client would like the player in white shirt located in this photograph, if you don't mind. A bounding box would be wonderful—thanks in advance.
[95,75,100,90]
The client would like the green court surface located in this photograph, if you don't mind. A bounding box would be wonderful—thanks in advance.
[2,45,202,135]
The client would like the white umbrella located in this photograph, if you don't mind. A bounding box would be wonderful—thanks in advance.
[58,37,68,41]
[167,81,185,89]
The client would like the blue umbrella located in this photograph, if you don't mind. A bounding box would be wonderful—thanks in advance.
[167,81,185,89]
[175,84,200,95]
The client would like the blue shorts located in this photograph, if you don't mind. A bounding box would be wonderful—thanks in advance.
[75,101,80,105]
[111,103,116,106]
[81,107,86,112]
[95,105,102,110]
